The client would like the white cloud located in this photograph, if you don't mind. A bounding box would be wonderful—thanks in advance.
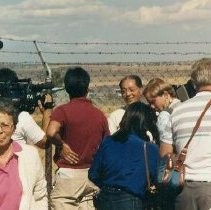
[1,0,211,42]
[119,0,211,25]
[18,0,89,9]
[0,0,106,25]
[2,0,210,26]
[120,6,165,24]
[180,0,210,12]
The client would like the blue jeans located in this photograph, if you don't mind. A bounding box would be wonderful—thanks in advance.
[94,186,142,210]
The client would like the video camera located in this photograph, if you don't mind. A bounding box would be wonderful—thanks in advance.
[0,78,54,113]
[0,40,3,49]
[172,79,196,102]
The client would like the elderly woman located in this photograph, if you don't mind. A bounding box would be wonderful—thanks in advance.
[0,98,47,210]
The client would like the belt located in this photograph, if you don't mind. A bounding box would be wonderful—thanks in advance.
[185,180,209,183]
[101,185,123,192]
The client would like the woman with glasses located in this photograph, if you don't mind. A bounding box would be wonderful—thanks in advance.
[0,98,47,210]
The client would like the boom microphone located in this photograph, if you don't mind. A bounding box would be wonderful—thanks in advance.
[0,40,3,49]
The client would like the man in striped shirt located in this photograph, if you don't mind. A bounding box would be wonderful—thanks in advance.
[161,58,211,210]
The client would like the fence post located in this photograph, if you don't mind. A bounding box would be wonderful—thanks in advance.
[33,40,53,209]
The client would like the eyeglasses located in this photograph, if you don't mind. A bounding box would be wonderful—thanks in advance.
[121,88,140,96]
[0,122,14,132]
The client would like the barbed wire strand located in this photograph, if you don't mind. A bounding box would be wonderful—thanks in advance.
[1,37,211,45]
[1,50,211,56]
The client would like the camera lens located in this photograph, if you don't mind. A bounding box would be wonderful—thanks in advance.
[0,41,3,49]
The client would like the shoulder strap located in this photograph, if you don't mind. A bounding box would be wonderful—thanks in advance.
[144,143,151,189]
[184,99,211,149]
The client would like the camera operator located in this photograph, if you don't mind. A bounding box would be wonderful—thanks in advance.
[0,68,52,149]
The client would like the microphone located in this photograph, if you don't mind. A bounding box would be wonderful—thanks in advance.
[0,40,3,49]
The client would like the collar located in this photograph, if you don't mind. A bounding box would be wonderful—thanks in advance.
[196,91,211,97]
[69,97,92,103]
[169,98,180,109]
[0,142,22,168]
[12,141,22,157]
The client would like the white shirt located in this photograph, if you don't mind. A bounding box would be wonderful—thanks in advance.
[158,98,181,144]
[108,108,125,134]
[12,111,45,145]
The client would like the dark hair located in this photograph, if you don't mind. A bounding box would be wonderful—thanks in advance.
[112,101,159,144]
[0,68,18,82]
[119,75,143,89]
[64,67,90,98]
[0,97,19,125]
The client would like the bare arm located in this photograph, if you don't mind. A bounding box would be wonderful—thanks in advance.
[34,109,52,149]
[46,120,79,164]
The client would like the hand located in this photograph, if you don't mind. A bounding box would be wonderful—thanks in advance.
[38,93,53,132]
[38,93,53,113]
[61,143,79,164]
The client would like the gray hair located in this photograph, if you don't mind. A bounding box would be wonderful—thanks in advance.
[191,58,211,89]
[0,98,19,125]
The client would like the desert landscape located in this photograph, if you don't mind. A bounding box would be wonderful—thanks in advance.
[0,60,200,188]
[0,61,193,114]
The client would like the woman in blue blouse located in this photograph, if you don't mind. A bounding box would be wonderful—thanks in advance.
[88,101,160,210]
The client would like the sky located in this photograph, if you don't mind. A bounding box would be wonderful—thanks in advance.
[0,0,211,63]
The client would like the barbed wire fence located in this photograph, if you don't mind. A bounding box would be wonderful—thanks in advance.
[0,37,211,204]
[1,37,210,112]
